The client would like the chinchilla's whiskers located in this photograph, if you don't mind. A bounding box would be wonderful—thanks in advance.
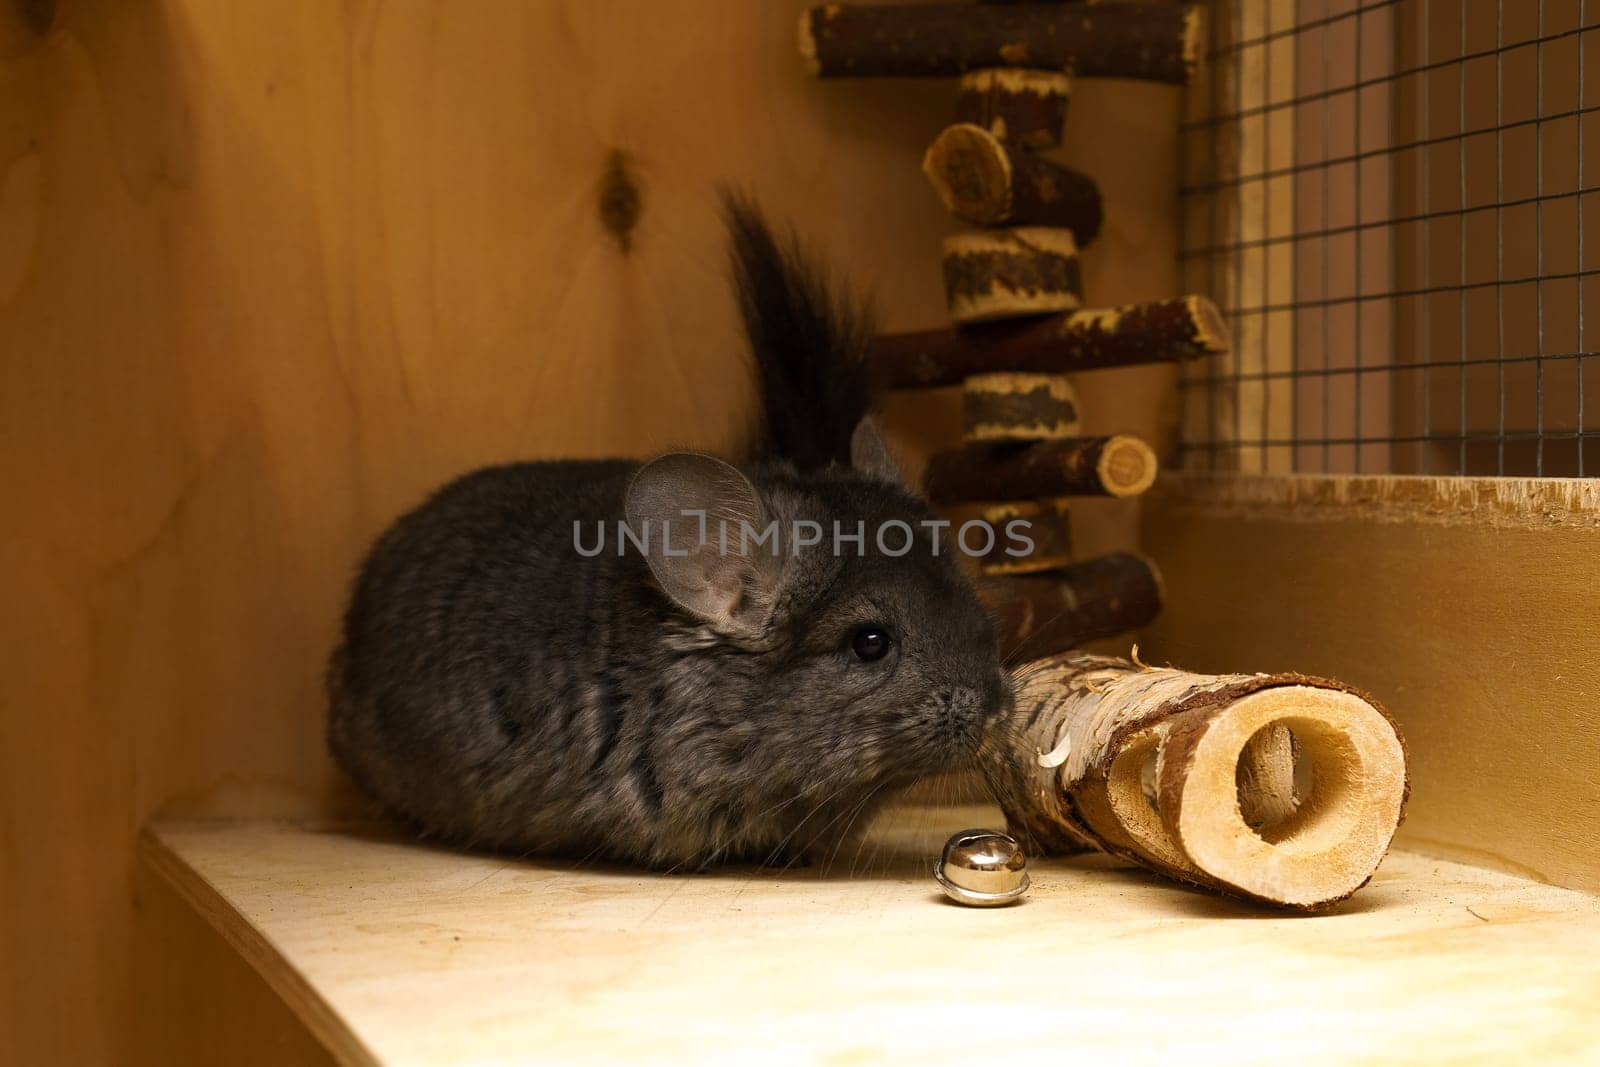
[819,781,888,877]
[771,778,866,856]
[846,805,881,877]
[631,856,699,930]
[1001,619,1069,667]
[451,836,546,895]
[1000,609,1065,665]
[850,839,881,880]
[981,658,1049,750]
[724,776,864,908]
[1008,657,1049,685]
[562,820,635,870]
[790,779,889,865]
[740,785,809,826]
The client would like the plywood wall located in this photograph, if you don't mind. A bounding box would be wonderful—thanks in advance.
[3,2,960,1061]
[0,1,1182,1061]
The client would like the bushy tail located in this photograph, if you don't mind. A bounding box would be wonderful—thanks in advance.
[723,193,876,472]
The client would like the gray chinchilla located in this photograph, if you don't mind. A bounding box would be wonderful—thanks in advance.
[326,196,1013,869]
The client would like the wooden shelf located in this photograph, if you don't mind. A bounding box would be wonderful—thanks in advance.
[143,806,1600,1066]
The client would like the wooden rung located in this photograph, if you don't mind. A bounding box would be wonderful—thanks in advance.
[955,68,1072,150]
[798,3,1203,85]
[925,434,1158,503]
[943,228,1082,325]
[975,551,1163,661]
[923,124,1102,239]
[874,295,1230,389]
[944,497,1074,576]
[963,372,1083,443]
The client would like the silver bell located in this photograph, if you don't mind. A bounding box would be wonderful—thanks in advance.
[934,828,1029,906]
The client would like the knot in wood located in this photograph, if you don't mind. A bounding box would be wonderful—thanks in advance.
[19,0,55,34]
[597,150,641,252]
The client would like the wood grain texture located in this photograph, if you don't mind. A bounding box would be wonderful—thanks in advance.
[144,815,1600,1065]
[0,2,961,1062]
[1143,474,1600,892]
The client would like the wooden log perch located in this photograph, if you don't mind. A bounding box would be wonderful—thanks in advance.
[963,372,1082,442]
[925,434,1157,503]
[977,551,1162,658]
[874,295,1230,389]
[947,497,1074,575]
[943,228,1082,324]
[982,652,1410,909]
[922,124,1102,239]
[955,68,1072,150]
[798,3,1203,85]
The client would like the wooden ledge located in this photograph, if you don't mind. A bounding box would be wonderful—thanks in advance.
[143,810,1600,1065]
[1151,472,1600,530]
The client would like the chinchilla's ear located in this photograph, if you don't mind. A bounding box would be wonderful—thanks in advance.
[849,416,906,486]
[624,452,780,637]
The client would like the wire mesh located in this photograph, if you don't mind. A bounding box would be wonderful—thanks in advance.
[1179,0,1600,476]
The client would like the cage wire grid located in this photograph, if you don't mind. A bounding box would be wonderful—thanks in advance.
[1179,0,1600,477]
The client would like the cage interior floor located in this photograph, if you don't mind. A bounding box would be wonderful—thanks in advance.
[142,804,1600,1066]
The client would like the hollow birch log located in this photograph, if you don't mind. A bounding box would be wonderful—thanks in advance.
[798,3,1203,85]
[874,295,1230,389]
[983,652,1410,909]
[946,497,1074,575]
[943,229,1083,324]
[925,434,1157,503]
[977,551,1162,657]
[963,372,1082,442]
[923,124,1103,240]
[954,68,1072,150]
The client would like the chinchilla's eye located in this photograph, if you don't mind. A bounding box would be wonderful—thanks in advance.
[850,625,892,662]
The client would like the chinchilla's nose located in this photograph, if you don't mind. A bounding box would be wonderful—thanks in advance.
[946,681,1008,725]
[961,670,1013,720]
[939,687,982,744]
[946,686,981,714]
